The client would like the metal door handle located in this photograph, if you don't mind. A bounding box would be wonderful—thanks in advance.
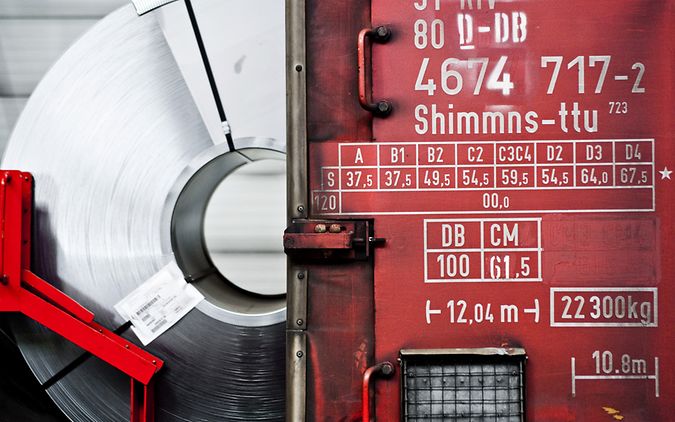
[358,26,393,117]
[362,361,395,421]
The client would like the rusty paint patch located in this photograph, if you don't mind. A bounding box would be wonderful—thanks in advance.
[354,339,369,374]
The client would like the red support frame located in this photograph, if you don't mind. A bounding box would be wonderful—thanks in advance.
[0,170,163,421]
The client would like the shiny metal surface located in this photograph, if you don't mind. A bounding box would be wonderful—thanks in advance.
[2,4,285,421]
[0,19,99,96]
[0,0,126,17]
[0,97,26,152]
[156,0,286,147]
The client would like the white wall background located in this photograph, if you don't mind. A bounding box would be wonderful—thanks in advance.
[0,0,127,153]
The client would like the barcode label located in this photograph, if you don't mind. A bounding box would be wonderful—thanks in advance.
[136,297,159,316]
[150,318,168,333]
[114,262,204,345]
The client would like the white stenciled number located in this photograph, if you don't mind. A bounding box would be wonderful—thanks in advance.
[447,300,468,324]
[423,170,451,187]
[609,101,628,114]
[482,193,510,209]
[631,62,646,93]
[415,57,512,96]
[345,170,361,187]
[468,57,489,95]
[430,19,445,48]
[413,0,440,11]
[501,168,529,186]
[313,193,337,212]
[542,55,644,94]
[589,56,611,93]
[415,58,437,95]
[568,56,586,94]
[486,56,513,95]
[437,254,470,278]
[414,19,427,49]
[541,56,563,94]
[441,58,463,95]
[520,256,531,277]
[561,295,585,319]
[590,295,634,319]
[414,19,444,49]
[592,350,613,374]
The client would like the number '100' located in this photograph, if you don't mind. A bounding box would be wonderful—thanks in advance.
[437,254,470,278]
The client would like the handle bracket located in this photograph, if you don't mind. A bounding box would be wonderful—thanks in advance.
[358,26,393,117]
[362,361,395,421]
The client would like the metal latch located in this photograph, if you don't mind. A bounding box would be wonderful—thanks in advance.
[284,220,384,260]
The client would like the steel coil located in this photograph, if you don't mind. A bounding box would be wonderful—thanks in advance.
[2,4,286,421]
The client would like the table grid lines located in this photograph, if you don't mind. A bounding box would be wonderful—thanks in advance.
[322,139,654,215]
[335,139,654,192]
[424,219,543,283]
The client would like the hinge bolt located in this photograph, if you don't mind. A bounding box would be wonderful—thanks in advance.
[381,362,395,376]
[296,205,305,213]
[296,319,304,326]
[297,272,305,280]
[375,25,391,40]
[296,351,304,358]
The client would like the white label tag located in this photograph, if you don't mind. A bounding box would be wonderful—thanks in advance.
[114,262,204,345]
[131,0,179,16]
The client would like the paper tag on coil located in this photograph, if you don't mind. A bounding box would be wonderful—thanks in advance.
[115,262,204,345]
[131,0,179,15]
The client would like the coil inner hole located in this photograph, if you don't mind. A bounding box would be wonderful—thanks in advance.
[171,148,286,322]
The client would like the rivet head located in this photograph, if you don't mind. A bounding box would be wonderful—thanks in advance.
[297,205,305,213]
[377,101,392,114]
[329,224,342,233]
[296,319,304,326]
[296,351,304,358]
[297,272,305,280]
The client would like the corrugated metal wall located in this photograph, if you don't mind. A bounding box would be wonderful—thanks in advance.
[0,0,126,153]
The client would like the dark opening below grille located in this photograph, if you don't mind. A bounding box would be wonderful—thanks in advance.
[401,349,525,422]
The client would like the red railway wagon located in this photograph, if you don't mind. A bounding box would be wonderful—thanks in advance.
[284,0,673,420]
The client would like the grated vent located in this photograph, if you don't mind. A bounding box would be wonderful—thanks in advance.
[401,350,525,421]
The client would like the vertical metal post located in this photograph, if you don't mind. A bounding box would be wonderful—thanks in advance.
[286,0,308,421]
[131,379,155,422]
[287,0,308,221]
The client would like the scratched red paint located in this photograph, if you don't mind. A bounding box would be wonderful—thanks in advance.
[306,0,673,420]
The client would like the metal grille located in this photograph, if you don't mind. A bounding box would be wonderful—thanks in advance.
[401,351,525,421]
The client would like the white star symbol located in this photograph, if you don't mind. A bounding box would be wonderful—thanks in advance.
[660,167,672,180]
